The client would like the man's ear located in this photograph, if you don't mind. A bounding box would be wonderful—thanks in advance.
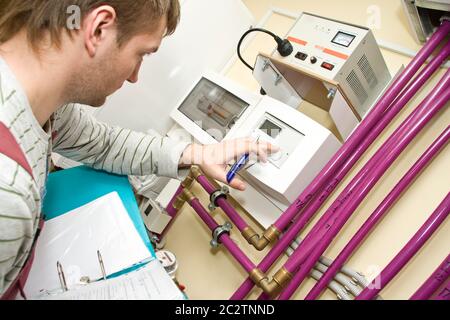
[83,5,117,57]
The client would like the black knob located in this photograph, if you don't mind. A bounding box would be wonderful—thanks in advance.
[310,56,317,64]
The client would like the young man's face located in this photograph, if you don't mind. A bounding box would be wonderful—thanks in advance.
[72,16,167,107]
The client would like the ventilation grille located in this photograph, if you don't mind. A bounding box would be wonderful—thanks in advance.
[346,70,368,104]
[358,55,378,89]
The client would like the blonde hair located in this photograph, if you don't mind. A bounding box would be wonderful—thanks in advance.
[0,0,180,50]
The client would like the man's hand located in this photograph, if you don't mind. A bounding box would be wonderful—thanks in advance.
[179,138,279,191]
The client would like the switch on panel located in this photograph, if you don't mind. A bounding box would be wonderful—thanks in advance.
[321,62,335,70]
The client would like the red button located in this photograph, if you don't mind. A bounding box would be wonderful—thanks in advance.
[321,62,335,70]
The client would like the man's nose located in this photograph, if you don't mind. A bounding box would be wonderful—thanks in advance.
[127,62,142,83]
[127,70,139,83]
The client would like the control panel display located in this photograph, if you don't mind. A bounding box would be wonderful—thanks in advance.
[331,31,355,47]
[252,113,305,169]
[259,119,282,139]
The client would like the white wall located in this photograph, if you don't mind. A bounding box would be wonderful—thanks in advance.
[94,0,254,135]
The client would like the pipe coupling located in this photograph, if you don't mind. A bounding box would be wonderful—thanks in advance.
[190,165,203,179]
[263,225,281,243]
[172,194,186,211]
[249,268,268,284]
[173,188,196,210]
[242,227,258,243]
[272,267,293,288]
[181,174,195,189]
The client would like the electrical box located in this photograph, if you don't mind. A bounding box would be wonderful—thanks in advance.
[170,71,260,144]
[170,72,342,219]
[227,95,341,205]
[257,12,392,139]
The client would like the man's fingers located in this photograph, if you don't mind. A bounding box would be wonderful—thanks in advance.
[256,148,268,163]
[251,140,279,163]
[230,139,279,159]
[201,164,246,191]
[228,176,246,191]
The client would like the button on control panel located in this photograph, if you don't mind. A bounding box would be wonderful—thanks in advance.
[295,51,308,61]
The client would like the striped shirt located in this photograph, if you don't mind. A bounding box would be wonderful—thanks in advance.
[0,57,190,296]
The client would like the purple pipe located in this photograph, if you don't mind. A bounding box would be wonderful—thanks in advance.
[188,198,256,273]
[284,39,450,272]
[356,192,450,300]
[410,253,450,300]
[165,185,184,217]
[430,277,450,300]
[230,25,448,300]
[159,185,184,239]
[196,175,248,232]
[306,126,450,300]
[273,21,450,232]
[276,70,450,300]
[230,39,450,300]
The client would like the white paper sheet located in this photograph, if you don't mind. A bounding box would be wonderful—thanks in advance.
[24,192,152,298]
[37,259,184,300]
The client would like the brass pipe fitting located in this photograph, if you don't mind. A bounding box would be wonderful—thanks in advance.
[250,267,293,298]
[180,188,196,204]
[181,173,195,189]
[249,268,268,285]
[242,227,259,243]
[272,267,293,289]
[259,279,282,298]
[190,165,203,179]
[242,227,268,251]
[172,188,196,210]
[172,193,186,211]
[262,225,281,243]
[241,225,281,251]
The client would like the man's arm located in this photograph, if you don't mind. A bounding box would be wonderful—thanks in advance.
[0,183,35,296]
[52,104,190,178]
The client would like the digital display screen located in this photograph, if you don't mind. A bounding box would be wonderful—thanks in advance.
[331,31,355,47]
[259,119,282,139]
[144,203,153,216]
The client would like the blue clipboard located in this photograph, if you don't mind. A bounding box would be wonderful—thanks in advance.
[42,166,156,276]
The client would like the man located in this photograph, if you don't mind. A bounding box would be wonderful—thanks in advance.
[0,0,276,297]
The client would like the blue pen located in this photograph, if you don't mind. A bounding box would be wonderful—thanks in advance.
[226,153,250,183]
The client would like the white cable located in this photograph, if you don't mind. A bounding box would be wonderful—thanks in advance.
[310,270,352,300]
[318,255,369,288]
[291,238,384,299]
[291,238,370,288]
[285,241,351,298]
[314,262,363,296]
